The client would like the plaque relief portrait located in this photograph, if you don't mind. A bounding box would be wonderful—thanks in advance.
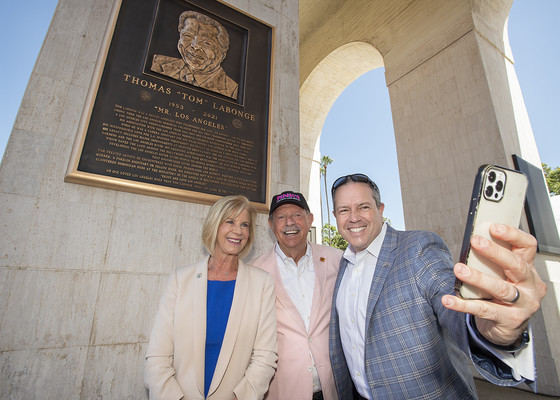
[151,11,239,99]
[66,0,273,208]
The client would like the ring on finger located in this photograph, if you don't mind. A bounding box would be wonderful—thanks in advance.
[507,287,520,304]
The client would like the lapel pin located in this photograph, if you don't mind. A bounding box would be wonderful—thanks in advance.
[196,273,202,278]
[320,257,325,262]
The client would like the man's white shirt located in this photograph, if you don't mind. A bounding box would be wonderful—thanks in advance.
[274,242,322,393]
[336,223,387,398]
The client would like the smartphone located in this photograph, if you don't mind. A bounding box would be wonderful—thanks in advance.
[455,164,528,300]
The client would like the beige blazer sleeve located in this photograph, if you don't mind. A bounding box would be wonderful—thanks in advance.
[144,263,189,400]
[231,268,278,399]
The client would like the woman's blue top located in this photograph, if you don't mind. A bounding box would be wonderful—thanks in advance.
[205,279,236,397]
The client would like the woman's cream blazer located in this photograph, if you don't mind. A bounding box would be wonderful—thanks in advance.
[145,258,278,400]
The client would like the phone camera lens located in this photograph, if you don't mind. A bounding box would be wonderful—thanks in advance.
[488,171,496,183]
[485,186,494,197]
[496,180,504,192]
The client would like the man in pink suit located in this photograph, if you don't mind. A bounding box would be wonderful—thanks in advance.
[252,191,342,400]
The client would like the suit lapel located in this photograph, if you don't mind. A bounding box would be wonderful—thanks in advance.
[207,260,249,396]
[331,255,348,359]
[193,259,209,396]
[332,255,347,299]
[365,225,398,331]
[309,243,326,331]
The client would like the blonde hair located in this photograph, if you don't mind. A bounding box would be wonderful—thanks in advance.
[202,195,257,258]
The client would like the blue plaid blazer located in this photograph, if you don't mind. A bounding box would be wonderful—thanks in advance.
[329,226,480,400]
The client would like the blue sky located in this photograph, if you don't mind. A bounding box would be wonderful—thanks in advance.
[1,1,60,156]
[1,1,558,231]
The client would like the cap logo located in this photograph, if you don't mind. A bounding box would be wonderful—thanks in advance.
[276,193,301,203]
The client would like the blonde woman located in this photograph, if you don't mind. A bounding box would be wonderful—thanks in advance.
[145,195,277,399]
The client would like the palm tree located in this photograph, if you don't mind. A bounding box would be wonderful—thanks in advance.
[320,155,333,245]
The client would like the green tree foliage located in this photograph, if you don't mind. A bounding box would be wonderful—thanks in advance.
[322,223,348,250]
[543,163,560,196]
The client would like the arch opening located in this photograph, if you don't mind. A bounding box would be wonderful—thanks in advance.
[299,42,404,242]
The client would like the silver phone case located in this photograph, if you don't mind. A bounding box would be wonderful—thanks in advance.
[456,164,528,299]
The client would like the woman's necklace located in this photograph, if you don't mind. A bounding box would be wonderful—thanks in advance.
[208,258,237,276]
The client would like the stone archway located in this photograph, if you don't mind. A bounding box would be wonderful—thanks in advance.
[299,42,383,232]
[298,1,559,395]
[298,0,543,257]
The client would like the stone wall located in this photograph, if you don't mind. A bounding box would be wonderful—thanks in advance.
[0,0,299,397]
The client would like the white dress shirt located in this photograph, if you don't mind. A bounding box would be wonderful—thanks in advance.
[336,223,387,398]
[275,242,322,393]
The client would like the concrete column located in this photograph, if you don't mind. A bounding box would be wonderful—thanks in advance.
[385,1,560,394]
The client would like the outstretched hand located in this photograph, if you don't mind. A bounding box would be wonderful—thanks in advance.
[442,223,547,346]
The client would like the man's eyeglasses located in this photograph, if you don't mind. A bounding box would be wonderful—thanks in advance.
[331,173,379,198]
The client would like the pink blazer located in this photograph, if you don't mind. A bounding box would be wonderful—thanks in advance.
[144,259,278,400]
[252,243,342,400]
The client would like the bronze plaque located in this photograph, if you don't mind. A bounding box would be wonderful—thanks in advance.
[66,0,273,211]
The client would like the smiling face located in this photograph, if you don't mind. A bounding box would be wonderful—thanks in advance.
[269,203,313,260]
[333,181,385,253]
[178,19,223,74]
[214,209,251,258]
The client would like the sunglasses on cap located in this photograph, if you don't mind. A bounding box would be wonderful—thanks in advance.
[331,173,380,198]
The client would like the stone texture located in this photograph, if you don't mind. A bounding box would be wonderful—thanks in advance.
[21,198,114,270]
[0,194,36,266]
[0,269,100,350]
[0,347,88,399]
[104,194,181,274]
[81,342,148,399]
[0,130,55,197]
[90,273,163,346]
[13,75,70,136]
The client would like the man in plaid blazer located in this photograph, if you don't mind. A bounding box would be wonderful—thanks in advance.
[328,174,546,399]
